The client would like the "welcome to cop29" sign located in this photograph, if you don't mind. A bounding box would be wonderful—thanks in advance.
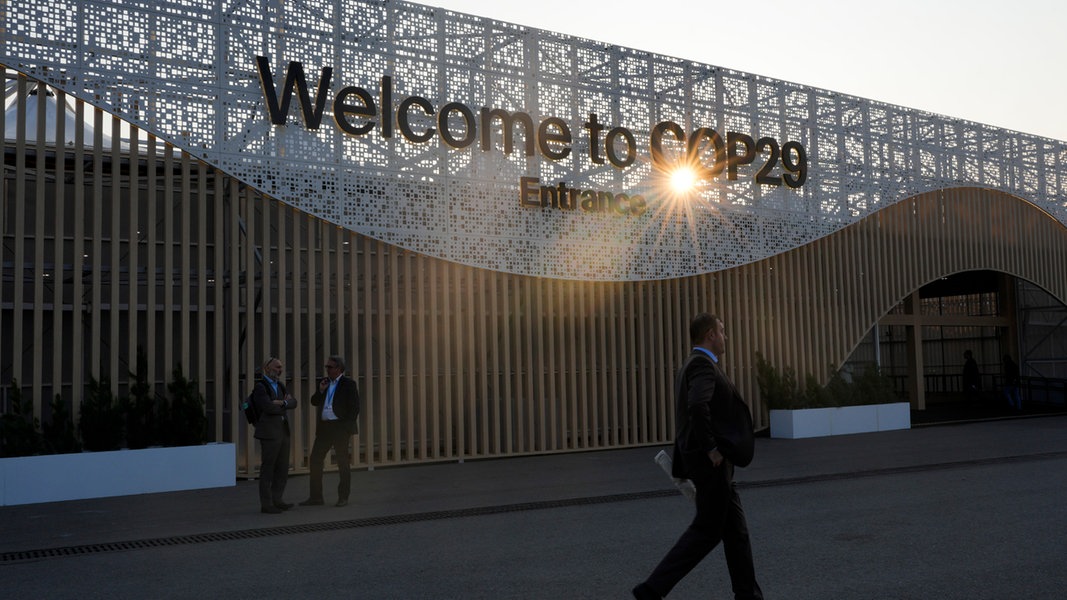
[256,57,808,218]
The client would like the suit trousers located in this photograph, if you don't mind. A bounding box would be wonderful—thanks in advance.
[258,434,290,508]
[645,461,763,599]
[307,420,353,502]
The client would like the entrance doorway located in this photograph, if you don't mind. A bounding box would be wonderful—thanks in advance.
[843,271,1067,421]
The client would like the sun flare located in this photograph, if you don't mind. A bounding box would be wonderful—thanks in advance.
[669,166,698,195]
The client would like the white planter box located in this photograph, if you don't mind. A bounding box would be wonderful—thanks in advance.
[0,442,235,506]
[770,402,911,439]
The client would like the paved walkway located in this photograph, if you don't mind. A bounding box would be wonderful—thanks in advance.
[3,413,1066,560]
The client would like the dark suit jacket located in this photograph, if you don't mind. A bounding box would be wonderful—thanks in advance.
[671,350,755,478]
[311,375,360,434]
[252,378,297,440]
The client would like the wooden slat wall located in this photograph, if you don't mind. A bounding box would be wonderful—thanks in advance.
[4,70,1067,475]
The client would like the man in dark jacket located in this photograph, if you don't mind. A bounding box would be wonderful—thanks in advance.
[633,313,763,600]
[301,355,361,507]
[253,356,297,514]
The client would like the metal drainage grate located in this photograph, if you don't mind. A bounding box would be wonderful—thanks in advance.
[6,451,1063,564]
[0,489,678,563]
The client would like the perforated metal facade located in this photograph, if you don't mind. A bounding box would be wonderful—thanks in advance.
[5,0,1066,281]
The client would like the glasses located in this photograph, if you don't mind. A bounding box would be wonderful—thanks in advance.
[324,363,339,369]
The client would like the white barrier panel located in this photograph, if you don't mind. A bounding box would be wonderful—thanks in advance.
[0,443,236,506]
[770,403,911,439]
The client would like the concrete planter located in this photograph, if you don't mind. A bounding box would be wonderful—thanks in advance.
[0,442,235,506]
[769,402,911,439]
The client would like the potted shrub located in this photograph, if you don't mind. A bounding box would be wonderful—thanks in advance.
[756,353,910,439]
[78,376,124,452]
[122,347,160,450]
[1,368,233,507]
[163,364,208,447]
[1,380,43,457]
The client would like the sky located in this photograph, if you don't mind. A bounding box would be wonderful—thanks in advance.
[422,0,1067,143]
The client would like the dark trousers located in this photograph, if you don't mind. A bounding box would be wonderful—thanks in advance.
[258,435,290,508]
[307,420,353,501]
[645,462,763,599]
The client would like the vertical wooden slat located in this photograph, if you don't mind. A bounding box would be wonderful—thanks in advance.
[127,125,141,415]
[487,270,502,454]
[533,275,546,451]
[196,160,208,427]
[11,77,27,397]
[274,198,290,466]
[635,283,650,444]
[476,268,489,454]
[608,283,621,446]
[500,272,513,454]
[440,260,453,459]
[360,230,374,465]
[413,254,427,459]
[545,279,558,450]
[51,89,68,409]
[564,281,577,448]
[30,80,47,414]
[160,144,174,386]
[109,115,122,388]
[0,68,6,401]
[400,251,412,461]
[389,247,402,463]
[69,99,87,422]
[242,187,257,474]
[576,281,589,448]
[347,231,361,464]
[508,275,521,453]
[427,259,440,459]
[211,170,225,443]
[89,107,105,383]
[375,241,388,463]
[594,283,608,448]
[304,219,320,466]
[289,215,300,464]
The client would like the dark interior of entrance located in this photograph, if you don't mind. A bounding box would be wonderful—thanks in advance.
[844,270,1067,414]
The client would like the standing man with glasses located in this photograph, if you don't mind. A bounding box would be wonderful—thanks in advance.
[301,355,361,507]
[253,356,298,514]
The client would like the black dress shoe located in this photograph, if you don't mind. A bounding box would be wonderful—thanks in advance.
[632,582,661,600]
[274,502,293,510]
[335,498,348,507]
[299,498,324,506]
[261,506,283,514]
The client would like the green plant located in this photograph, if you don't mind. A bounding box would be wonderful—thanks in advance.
[1,380,44,457]
[755,353,805,410]
[848,363,898,406]
[122,347,160,449]
[43,393,79,454]
[79,376,124,451]
[756,354,899,410]
[164,364,207,447]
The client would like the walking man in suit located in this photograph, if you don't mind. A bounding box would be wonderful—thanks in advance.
[633,313,763,600]
[301,355,361,507]
[253,356,297,514]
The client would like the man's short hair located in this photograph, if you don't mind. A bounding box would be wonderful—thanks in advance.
[329,355,347,373]
[262,356,279,372]
[689,313,720,345]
